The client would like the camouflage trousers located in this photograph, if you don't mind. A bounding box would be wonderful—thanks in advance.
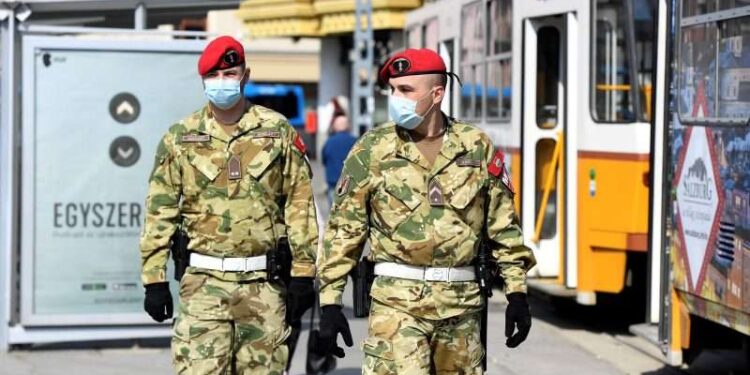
[362,299,483,375]
[171,271,290,375]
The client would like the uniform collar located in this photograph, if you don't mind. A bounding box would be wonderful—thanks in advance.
[432,116,467,174]
[395,113,467,173]
[199,101,262,143]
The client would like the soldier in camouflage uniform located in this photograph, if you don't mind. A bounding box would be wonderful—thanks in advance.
[314,48,536,374]
[140,36,318,375]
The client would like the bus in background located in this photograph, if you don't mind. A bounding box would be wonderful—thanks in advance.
[404,0,750,366]
[244,83,316,156]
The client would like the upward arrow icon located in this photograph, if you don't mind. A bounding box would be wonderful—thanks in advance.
[116,101,134,116]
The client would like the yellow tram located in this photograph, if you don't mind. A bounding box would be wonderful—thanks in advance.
[404,0,750,364]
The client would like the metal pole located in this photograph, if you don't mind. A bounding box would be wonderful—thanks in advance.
[134,2,146,30]
[0,6,18,352]
[351,0,374,136]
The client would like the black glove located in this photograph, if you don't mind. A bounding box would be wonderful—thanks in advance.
[316,305,353,358]
[144,283,173,322]
[286,277,315,324]
[505,292,531,348]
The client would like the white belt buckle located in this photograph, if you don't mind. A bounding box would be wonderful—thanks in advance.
[428,267,448,282]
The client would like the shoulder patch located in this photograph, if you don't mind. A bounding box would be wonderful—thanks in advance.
[488,150,514,193]
[293,133,306,154]
[336,175,352,197]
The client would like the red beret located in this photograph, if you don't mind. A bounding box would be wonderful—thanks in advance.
[378,48,454,84]
[198,36,246,76]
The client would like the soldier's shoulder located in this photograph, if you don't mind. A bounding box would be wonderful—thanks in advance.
[356,122,398,150]
[252,104,289,125]
[170,107,210,134]
[451,119,484,136]
[163,109,207,144]
[249,104,297,137]
[451,119,493,148]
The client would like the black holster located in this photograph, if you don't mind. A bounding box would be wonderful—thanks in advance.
[267,237,292,286]
[171,229,190,281]
[351,258,375,318]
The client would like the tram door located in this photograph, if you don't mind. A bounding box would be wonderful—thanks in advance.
[521,16,568,279]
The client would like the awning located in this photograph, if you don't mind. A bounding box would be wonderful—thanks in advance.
[238,0,422,38]
[319,10,410,35]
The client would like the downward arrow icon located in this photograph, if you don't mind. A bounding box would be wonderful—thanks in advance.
[117,147,134,159]
[109,136,140,167]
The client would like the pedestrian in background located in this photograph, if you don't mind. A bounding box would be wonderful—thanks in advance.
[322,113,357,207]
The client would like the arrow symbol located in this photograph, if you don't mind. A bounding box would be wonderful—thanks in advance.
[116,101,134,117]
[117,147,134,159]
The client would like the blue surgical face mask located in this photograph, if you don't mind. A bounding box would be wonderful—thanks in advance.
[388,90,435,130]
[203,78,242,110]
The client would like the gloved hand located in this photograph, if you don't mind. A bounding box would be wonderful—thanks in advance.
[316,305,353,358]
[286,277,315,324]
[144,283,173,322]
[505,292,531,348]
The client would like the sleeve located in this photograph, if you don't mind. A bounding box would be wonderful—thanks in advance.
[282,127,319,278]
[317,139,372,306]
[139,132,182,285]
[483,143,536,294]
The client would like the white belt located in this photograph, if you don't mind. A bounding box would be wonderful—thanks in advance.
[373,262,476,282]
[189,253,267,272]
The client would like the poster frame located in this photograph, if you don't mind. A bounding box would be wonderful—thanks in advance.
[20,35,206,327]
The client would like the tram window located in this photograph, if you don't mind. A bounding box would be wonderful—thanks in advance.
[591,0,655,123]
[424,18,439,51]
[461,1,484,119]
[683,0,750,17]
[718,0,750,10]
[592,0,635,122]
[487,59,512,120]
[461,64,483,119]
[682,0,719,17]
[677,23,719,122]
[486,0,512,122]
[461,1,484,63]
[489,0,512,55]
[634,0,655,121]
[537,26,561,129]
[679,13,750,125]
[717,17,750,122]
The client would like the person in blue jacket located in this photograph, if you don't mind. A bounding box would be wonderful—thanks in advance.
[322,113,357,207]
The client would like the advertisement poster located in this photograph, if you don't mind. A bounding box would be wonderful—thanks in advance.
[25,47,206,324]
[674,127,723,292]
[670,121,750,335]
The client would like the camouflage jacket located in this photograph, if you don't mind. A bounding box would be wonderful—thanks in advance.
[317,118,535,319]
[140,103,318,285]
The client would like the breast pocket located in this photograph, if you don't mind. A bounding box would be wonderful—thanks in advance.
[222,142,282,248]
[371,175,422,236]
[246,145,281,181]
[445,166,484,210]
[184,148,223,197]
